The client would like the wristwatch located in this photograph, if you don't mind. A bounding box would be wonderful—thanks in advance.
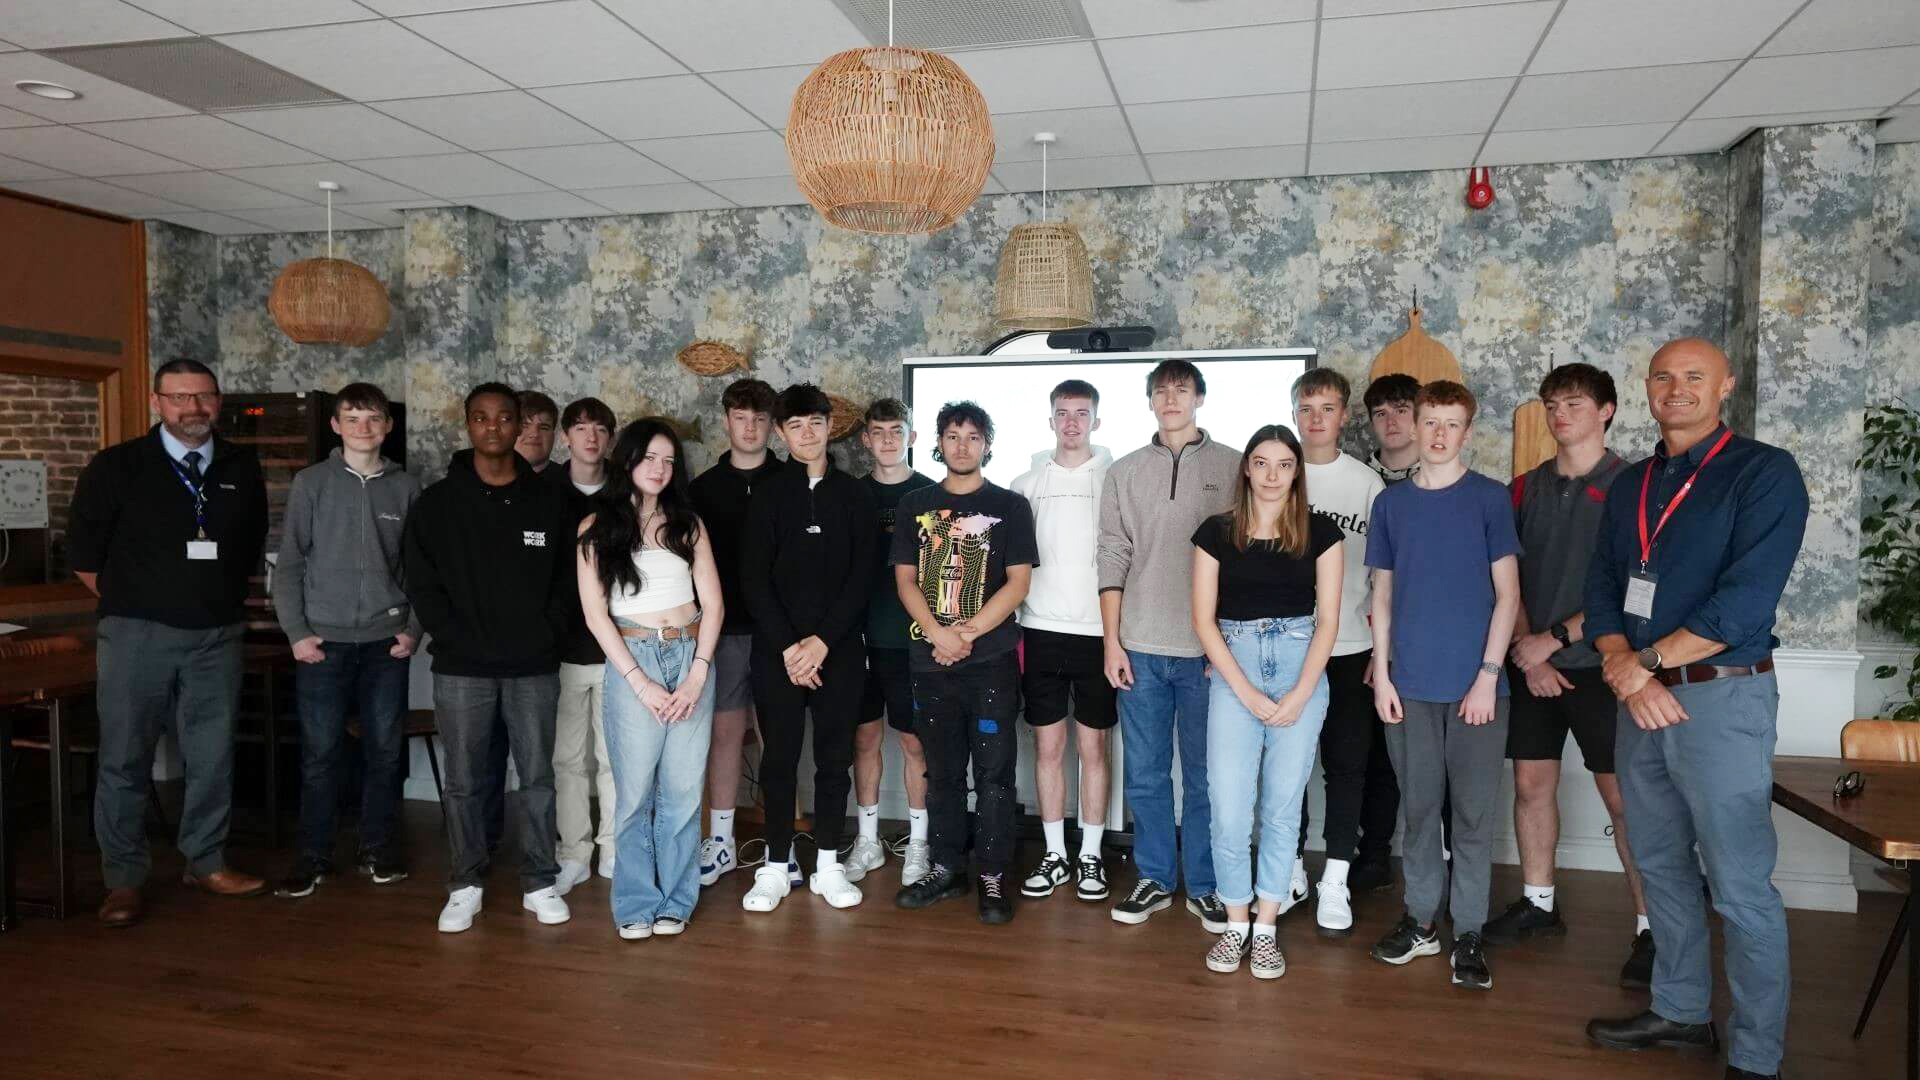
[1549,622,1572,648]
[1479,661,1500,677]
[1637,646,1663,672]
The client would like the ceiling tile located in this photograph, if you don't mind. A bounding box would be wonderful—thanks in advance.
[77,115,320,169]
[1764,0,1920,55]
[1146,145,1306,184]
[578,182,733,213]
[350,152,551,197]
[626,131,790,181]
[704,175,806,208]
[399,1,683,88]
[1317,2,1557,90]
[1478,122,1674,166]
[0,153,68,182]
[1881,107,1920,142]
[995,153,1148,191]
[98,170,310,211]
[534,77,763,140]
[1655,109,1897,154]
[1314,78,1511,142]
[705,65,812,128]
[1083,0,1315,37]
[952,42,1116,113]
[218,20,509,100]
[237,205,385,231]
[221,161,431,203]
[1696,46,1920,118]
[1100,23,1316,104]
[993,107,1137,161]
[0,0,188,48]
[488,143,678,188]
[226,103,460,160]
[370,91,604,150]
[1324,0,1538,14]
[0,105,46,129]
[465,190,609,220]
[1499,62,1736,132]
[151,210,277,234]
[1530,0,1803,74]
[598,0,867,72]
[0,54,193,124]
[0,126,193,176]
[1,177,191,215]
[1125,94,1310,153]
[1310,132,1481,174]
[132,0,379,34]
[356,0,526,12]
[330,198,450,227]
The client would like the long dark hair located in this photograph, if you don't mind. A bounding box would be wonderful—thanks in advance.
[582,419,701,597]
[1227,424,1310,557]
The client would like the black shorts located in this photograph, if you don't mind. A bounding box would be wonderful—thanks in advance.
[1020,628,1117,730]
[1506,664,1617,773]
[861,646,916,734]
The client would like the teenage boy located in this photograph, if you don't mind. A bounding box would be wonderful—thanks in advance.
[273,383,421,898]
[851,399,937,884]
[1366,380,1520,992]
[1012,379,1115,903]
[689,378,781,886]
[892,402,1037,926]
[737,384,878,913]
[1098,359,1238,930]
[515,390,560,474]
[1290,369,1390,935]
[1485,364,1653,988]
[1364,374,1422,485]
[404,383,575,934]
[548,397,618,892]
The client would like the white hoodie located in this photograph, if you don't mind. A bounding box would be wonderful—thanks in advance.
[1012,445,1113,637]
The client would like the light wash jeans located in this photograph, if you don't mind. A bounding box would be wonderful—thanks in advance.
[602,626,714,926]
[1205,617,1328,908]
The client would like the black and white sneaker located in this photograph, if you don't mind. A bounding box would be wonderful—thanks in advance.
[896,864,969,909]
[1110,878,1173,924]
[978,873,1014,925]
[275,857,331,898]
[1021,852,1071,898]
[361,849,409,885]
[1371,914,1443,965]
[1186,892,1228,934]
[1074,855,1109,901]
[1450,931,1493,990]
[1204,930,1249,973]
[1482,897,1565,946]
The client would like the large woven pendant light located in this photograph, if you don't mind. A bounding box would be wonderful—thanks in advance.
[268,181,390,347]
[995,132,1093,332]
[785,0,994,235]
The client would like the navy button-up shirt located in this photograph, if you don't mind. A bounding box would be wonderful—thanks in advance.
[1584,423,1808,666]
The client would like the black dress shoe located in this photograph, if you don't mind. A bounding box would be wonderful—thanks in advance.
[1586,1010,1718,1053]
[1725,1067,1778,1080]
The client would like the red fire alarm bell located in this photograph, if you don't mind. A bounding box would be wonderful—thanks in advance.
[1466,167,1495,210]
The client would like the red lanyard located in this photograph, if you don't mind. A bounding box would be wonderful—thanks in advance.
[1637,428,1733,569]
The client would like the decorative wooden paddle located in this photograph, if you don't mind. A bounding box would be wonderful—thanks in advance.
[1511,354,1557,478]
[1368,294,1464,389]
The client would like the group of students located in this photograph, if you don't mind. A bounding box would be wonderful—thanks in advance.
[72,336,1804,1079]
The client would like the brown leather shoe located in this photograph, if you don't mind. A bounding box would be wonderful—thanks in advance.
[98,887,144,928]
[182,868,268,897]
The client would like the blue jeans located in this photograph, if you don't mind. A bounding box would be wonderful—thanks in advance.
[1119,650,1214,896]
[294,638,410,862]
[602,630,714,926]
[1617,671,1787,1075]
[1206,618,1328,907]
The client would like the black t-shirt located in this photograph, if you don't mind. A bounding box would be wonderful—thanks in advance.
[1191,513,1342,621]
[864,471,937,649]
[887,480,1039,673]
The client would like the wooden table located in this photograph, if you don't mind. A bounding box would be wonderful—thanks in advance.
[0,651,102,929]
[1772,755,1918,1080]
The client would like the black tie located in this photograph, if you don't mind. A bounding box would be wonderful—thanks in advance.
[182,449,204,485]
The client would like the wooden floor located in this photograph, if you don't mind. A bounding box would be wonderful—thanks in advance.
[0,802,1904,1079]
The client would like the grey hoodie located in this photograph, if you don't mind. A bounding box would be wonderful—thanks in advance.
[274,448,423,645]
[1096,430,1239,657]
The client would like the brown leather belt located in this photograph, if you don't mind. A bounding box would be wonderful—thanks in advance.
[619,618,700,641]
[1654,655,1773,688]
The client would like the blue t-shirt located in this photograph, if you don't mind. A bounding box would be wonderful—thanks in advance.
[1364,469,1522,703]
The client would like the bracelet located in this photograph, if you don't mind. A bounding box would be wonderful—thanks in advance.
[693,656,712,668]
[619,666,641,680]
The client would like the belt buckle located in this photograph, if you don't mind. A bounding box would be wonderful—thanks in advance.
[660,626,682,641]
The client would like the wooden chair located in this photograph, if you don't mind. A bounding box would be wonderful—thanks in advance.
[349,709,445,819]
[1840,717,1916,1039]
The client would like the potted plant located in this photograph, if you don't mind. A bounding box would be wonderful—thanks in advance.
[1856,401,1920,731]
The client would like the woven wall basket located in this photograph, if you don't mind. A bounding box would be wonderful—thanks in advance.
[827,394,863,440]
[268,257,390,347]
[995,222,1094,332]
[677,341,750,376]
[786,46,995,236]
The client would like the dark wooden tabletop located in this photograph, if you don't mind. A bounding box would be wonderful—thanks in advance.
[1773,755,1920,863]
[0,650,97,706]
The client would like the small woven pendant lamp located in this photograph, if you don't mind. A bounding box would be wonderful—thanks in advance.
[995,132,1093,332]
[268,181,390,347]
[785,0,994,235]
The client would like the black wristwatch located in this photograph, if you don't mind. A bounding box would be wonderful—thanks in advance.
[1637,646,1663,672]
[1549,622,1572,648]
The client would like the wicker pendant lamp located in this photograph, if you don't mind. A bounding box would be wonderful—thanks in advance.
[995,133,1093,332]
[268,181,390,347]
[785,0,994,235]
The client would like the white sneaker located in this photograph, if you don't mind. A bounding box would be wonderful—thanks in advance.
[617,921,651,940]
[1277,857,1311,917]
[809,865,864,909]
[522,886,572,925]
[438,886,482,933]
[598,850,616,880]
[843,836,887,882]
[698,837,735,887]
[1316,880,1353,935]
[900,839,932,887]
[742,865,791,912]
[554,859,591,896]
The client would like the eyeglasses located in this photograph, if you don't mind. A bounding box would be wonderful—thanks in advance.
[158,392,221,407]
[1834,770,1866,799]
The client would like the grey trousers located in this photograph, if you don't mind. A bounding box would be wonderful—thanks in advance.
[1382,695,1510,936]
[93,616,245,889]
[434,672,561,893]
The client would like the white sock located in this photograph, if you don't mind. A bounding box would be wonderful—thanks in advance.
[1042,818,1067,857]
[1636,913,1651,935]
[711,809,735,845]
[1322,858,1350,887]
[908,808,928,843]
[1252,922,1277,941]
[817,849,841,873]
[1079,823,1105,859]
[1228,920,1251,941]
[1524,883,1555,912]
[857,804,880,842]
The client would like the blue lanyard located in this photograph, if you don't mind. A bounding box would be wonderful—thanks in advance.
[168,456,210,539]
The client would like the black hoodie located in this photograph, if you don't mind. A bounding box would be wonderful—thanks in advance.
[739,458,877,657]
[403,449,573,677]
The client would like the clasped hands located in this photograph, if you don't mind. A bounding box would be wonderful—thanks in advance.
[923,621,977,667]
[1600,649,1689,731]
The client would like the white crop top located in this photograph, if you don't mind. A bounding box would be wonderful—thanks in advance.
[609,547,695,616]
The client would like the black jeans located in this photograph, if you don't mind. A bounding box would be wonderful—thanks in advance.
[294,638,410,862]
[912,654,1021,876]
[1302,650,1402,863]
[434,672,560,893]
[751,641,865,863]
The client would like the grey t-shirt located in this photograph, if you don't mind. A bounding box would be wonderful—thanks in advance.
[1510,450,1628,670]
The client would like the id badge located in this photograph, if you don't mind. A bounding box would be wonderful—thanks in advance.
[187,540,219,560]
[1624,569,1657,619]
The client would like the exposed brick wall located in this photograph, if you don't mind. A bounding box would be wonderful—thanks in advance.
[0,372,101,579]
